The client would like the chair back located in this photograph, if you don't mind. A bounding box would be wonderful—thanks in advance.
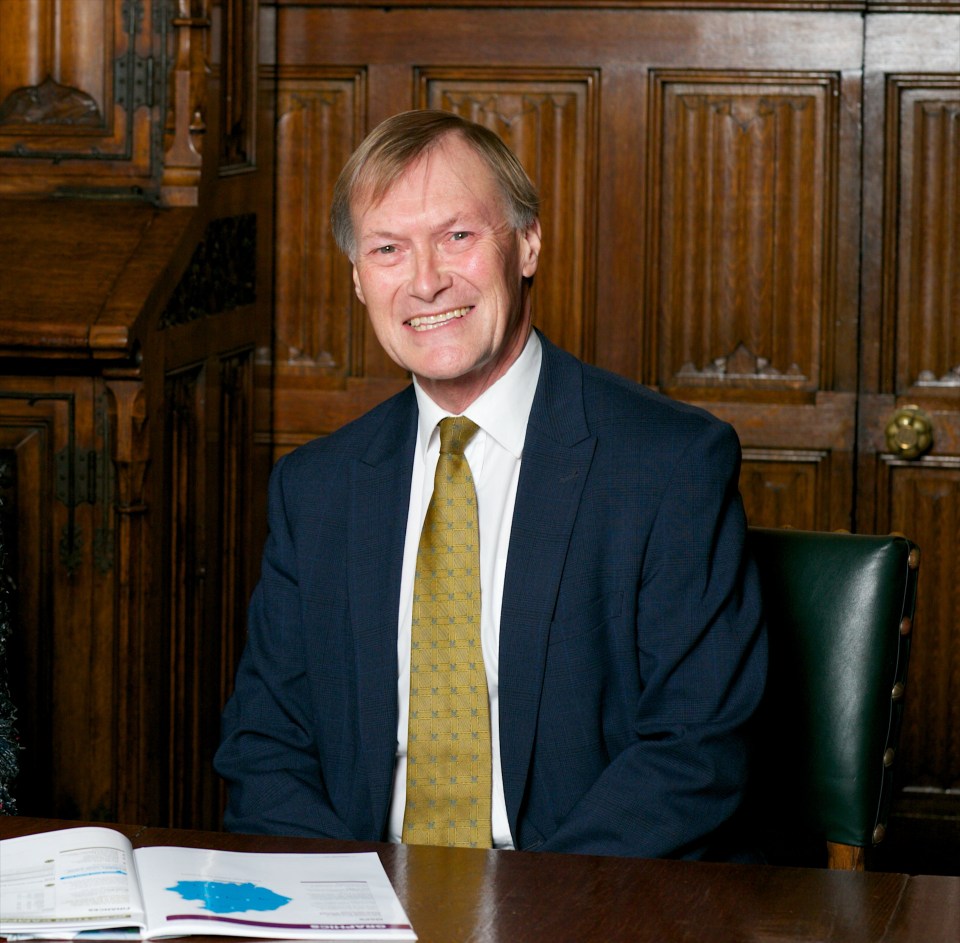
[745,527,919,870]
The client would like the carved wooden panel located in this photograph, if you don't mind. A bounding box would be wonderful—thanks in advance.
[0,0,113,136]
[0,0,165,193]
[0,380,116,820]
[217,351,254,702]
[165,362,207,826]
[889,78,960,394]
[0,0,225,204]
[215,0,258,170]
[162,341,258,828]
[740,452,826,530]
[273,70,364,382]
[877,460,960,792]
[856,15,960,862]
[103,378,153,825]
[0,409,56,817]
[651,73,840,394]
[420,71,599,361]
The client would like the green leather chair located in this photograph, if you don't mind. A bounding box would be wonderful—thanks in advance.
[745,527,920,870]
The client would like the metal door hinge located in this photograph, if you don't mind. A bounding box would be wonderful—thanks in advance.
[115,54,158,111]
[55,448,103,508]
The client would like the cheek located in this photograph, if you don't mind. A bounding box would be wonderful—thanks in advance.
[356,270,399,312]
[461,250,516,295]
[366,304,397,342]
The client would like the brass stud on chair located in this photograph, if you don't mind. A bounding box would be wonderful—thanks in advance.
[883,748,895,767]
[873,824,887,844]
[900,616,912,636]
[908,547,921,569]
[891,682,905,701]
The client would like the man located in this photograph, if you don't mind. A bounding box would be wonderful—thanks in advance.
[215,109,767,859]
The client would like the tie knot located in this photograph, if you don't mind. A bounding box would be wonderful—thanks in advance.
[438,416,480,456]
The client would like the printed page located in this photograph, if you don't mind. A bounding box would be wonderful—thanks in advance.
[0,827,146,936]
[133,846,416,941]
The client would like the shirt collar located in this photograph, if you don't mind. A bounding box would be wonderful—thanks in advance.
[413,330,542,459]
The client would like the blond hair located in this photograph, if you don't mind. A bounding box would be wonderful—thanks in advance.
[331,110,540,258]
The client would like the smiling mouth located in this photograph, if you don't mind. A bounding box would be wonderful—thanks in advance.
[407,307,471,331]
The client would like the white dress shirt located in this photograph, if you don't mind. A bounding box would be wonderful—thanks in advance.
[387,331,542,847]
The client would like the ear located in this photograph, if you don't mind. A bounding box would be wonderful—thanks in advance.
[352,265,366,305]
[519,218,542,278]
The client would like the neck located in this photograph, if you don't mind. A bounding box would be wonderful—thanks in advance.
[418,325,532,414]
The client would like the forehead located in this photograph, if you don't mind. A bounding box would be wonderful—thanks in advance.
[354,138,506,229]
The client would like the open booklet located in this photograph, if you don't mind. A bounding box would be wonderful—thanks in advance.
[0,827,416,941]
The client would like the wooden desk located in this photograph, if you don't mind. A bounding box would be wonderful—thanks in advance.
[2,818,958,943]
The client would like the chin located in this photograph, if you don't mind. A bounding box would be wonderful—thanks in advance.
[411,350,477,380]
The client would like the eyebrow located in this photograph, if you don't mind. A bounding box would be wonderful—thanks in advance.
[359,213,482,244]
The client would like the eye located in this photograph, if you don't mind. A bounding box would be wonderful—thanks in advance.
[376,244,397,255]
[450,231,471,242]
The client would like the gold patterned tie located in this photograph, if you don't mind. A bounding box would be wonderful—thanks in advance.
[403,416,492,848]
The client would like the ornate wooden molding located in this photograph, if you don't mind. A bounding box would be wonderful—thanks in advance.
[917,365,960,388]
[162,0,212,206]
[104,378,150,823]
[0,76,102,127]
[676,342,807,385]
[158,214,257,328]
[219,0,257,170]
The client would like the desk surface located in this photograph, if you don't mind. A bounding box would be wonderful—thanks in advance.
[2,818,958,943]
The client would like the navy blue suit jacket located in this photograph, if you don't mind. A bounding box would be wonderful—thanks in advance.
[215,334,767,858]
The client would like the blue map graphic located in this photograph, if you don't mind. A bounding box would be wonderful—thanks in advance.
[166,880,292,915]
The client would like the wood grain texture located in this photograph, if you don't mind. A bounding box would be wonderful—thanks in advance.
[4,818,949,943]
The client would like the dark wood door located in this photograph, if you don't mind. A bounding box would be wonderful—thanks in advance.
[857,10,960,872]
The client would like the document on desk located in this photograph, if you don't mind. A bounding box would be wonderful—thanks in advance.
[0,827,417,941]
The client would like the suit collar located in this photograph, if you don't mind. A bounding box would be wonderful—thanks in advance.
[527,330,592,447]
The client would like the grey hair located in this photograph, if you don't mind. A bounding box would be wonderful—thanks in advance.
[331,109,540,259]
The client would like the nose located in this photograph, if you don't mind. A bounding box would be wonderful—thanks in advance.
[408,244,451,300]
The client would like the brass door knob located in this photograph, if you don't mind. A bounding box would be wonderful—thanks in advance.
[885,406,934,459]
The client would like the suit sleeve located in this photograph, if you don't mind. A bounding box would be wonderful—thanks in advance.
[214,455,355,838]
[538,420,767,860]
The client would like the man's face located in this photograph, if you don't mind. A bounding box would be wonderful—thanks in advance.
[351,135,541,412]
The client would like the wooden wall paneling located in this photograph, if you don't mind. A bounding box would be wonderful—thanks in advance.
[593,60,650,385]
[703,392,858,528]
[0,379,118,821]
[892,77,960,394]
[857,10,960,872]
[104,378,154,825]
[216,349,255,735]
[879,461,960,790]
[271,5,864,473]
[214,0,259,170]
[655,60,862,531]
[157,272,265,829]
[739,451,830,530]
[164,360,208,828]
[273,68,366,385]
[0,399,57,817]
[419,69,600,363]
[0,0,113,139]
[652,73,837,395]
[0,0,167,195]
[0,0,271,831]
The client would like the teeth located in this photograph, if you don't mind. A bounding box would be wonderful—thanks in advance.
[408,307,469,330]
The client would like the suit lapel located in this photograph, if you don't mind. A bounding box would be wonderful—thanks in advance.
[347,388,418,834]
[498,336,596,833]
